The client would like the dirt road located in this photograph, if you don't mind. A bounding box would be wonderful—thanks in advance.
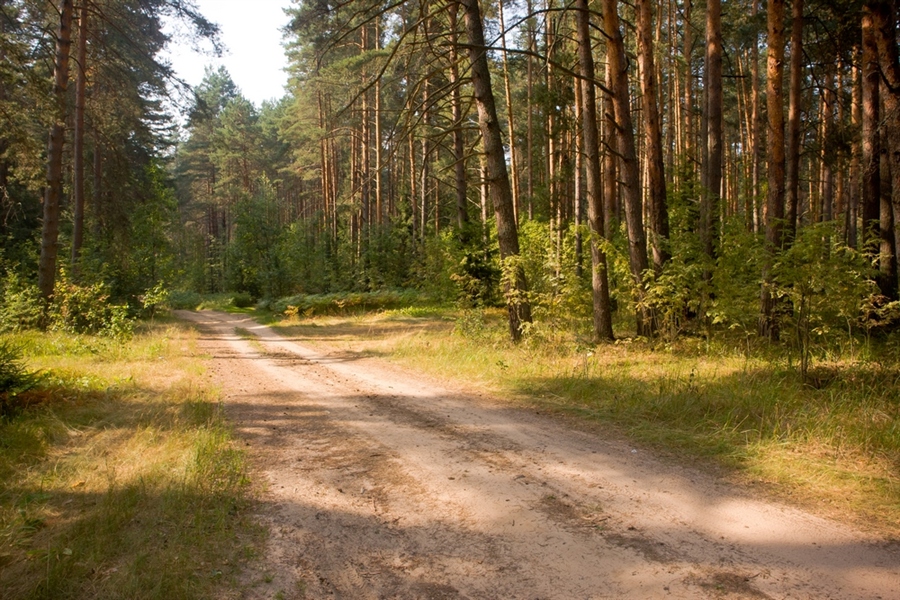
[178,310,898,600]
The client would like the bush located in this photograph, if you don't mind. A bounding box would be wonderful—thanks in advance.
[231,291,254,308]
[0,271,43,333]
[0,341,40,418]
[167,290,203,310]
[272,289,424,317]
[139,282,170,319]
[50,277,134,339]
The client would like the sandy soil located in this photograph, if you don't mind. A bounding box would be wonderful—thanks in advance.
[177,310,899,600]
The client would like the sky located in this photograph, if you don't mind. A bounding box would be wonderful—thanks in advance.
[162,0,293,108]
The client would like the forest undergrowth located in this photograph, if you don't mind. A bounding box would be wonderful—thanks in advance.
[0,321,259,600]
[271,304,900,536]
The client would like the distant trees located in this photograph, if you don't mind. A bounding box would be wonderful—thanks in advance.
[2,0,219,312]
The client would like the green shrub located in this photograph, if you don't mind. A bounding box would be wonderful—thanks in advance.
[139,282,170,318]
[0,341,40,418]
[0,271,43,333]
[167,290,203,310]
[273,289,424,317]
[50,277,134,339]
[231,291,254,308]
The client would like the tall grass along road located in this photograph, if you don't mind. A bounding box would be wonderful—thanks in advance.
[178,310,899,600]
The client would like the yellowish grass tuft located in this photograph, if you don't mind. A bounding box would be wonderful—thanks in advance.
[0,323,257,600]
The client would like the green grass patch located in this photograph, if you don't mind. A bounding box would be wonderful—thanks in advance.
[0,324,259,600]
[271,307,900,534]
[167,291,255,312]
[267,289,436,319]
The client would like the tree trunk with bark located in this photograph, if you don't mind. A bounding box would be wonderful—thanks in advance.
[861,5,881,259]
[38,0,75,303]
[759,0,786,340]
[785,0,803,241]
[702,0,723,260]
[448,5,469,232]
[750,0,761,232]
[602,0,653,336]
[636,0,670,272]
[871,0,900,298]
[71,0,88,270]
[460,0,532,341]
[574,0,614,342]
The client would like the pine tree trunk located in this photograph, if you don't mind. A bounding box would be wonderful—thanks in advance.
[821,68,835,223]
[871,0,900,298]
[849,61,861,247]
[38,0,75,303]
[786,0,803,241]
[574,73,584,278]
[862,6,881,258]
[636,0,670,272]
[575,0,614,342]
[751,0,761,232]
[526,0,535,218]
[92,127,102,236]
[602,0,652,336]
[603,66,617,238]
[0,5,7,200]
[701,0,723,260]
[498,0,519,223]
[683,0,694,173]
[375,17,383,225]
[760,0,786,340]
[71,0,88,270]
[449,5,469,231]
[460,0,532,341]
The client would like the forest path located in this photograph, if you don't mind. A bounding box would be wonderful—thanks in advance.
[177,310,898,600]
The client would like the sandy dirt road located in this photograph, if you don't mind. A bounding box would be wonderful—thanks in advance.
[177,310,899,600]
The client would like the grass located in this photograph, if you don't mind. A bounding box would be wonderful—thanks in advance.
[271,306,900,535]
[0,320,258,600]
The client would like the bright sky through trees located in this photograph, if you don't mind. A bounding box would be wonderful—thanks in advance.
[162,0,292,107]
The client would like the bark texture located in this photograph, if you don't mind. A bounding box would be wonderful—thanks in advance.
[460,0,532,340]
[602,0,652,336]
[760,0,786,340]
[785,0,803,241]
[574,0,614,342]
[38,0,75,302]
[871,0,900,298]
[636,0,670,272]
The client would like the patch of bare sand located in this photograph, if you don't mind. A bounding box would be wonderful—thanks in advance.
[177,310,900,600]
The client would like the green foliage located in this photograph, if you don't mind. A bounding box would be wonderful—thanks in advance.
[771,222,876,372]
[709,218,768,334]
[49,275,133,339]
[450,247,500,308]
[166,290,203,310]
[0,270,43,333]
[417,231,463,302]
[271,289,424,317]
[225,179,285,299]
[0,341,40,418]
[139,282,169,319]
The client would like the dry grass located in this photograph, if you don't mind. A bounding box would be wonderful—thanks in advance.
[0,321,258,600]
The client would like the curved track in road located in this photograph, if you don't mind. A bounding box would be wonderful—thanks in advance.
[179,310,899,600]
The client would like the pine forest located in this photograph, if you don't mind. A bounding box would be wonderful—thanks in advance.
[1,0,898,350]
